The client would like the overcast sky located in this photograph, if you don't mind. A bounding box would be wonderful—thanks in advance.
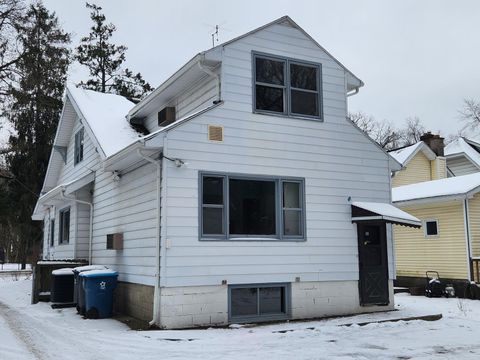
[3,0,480,145]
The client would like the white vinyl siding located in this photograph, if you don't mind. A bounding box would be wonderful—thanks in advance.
[221,23,347,125]
[161,104,393,287]
[143,75,218,133]
[91,162,159,286]
[57,115,100,185]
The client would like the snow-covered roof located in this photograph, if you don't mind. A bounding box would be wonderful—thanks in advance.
[389,142,436,166]
[67,85,141,157]
[392,172,480,203]
[352,201,421,227]
[445,137,480,169]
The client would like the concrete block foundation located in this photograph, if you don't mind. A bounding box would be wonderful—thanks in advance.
[155,280,394,329]
[114,281,154,322]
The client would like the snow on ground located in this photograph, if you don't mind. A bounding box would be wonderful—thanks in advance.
[1,277,480,359]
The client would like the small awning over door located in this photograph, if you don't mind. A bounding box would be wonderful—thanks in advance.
[351,201,421,228]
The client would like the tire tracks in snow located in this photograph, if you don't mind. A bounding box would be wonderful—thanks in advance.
[0,300,106,360]
[0,301,45,360]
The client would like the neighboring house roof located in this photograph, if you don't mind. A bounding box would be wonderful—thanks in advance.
[67,85,140,157]
[445,137,480,170]
[388,141,436,166]
[392,172,480,204]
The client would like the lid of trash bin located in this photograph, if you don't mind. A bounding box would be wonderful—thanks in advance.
[52,268,74,276]
[73,265,108,273]
[79,269,118,278]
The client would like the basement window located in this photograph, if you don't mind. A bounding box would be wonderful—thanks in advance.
[59,207,70,244]
[229,284,290,323]
[424,220,439,237]
[200,173,305,241]
[253,52,322,119]
[74,128,84,165]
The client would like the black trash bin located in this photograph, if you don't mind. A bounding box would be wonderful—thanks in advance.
[73,265,108,315]
[50,268,74,304]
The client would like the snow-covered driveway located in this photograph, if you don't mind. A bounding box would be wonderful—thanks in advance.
[1,277,480,360]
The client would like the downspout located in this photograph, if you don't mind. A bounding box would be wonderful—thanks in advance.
[464,198,473,281]
[137,148,162,326]
[198,55,221,103]
[61,190,94,264]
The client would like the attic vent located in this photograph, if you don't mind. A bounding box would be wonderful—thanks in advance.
[158,107,176,127]
[208,125,224,142]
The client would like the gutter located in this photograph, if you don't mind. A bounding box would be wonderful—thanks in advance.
[136,148,162,326]
[393,193,468,207]
[347,87,360,97]
[61,189,94,264]
[198,54,221,103]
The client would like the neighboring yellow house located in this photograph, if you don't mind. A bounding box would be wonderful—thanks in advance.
[390,133,480,289]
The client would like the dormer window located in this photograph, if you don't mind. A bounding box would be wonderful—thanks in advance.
[74,128,84,165]
[253,53,322,119]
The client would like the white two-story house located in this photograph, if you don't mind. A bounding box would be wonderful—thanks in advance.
[32,16,419,329]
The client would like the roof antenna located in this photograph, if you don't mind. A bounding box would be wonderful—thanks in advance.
[211,25,219,48]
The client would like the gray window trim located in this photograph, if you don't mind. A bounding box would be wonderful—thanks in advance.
[59,207,70,245]
[199,172,306,242]
[252,51,323,121]
[74,128,84,166]
[228,283,291,323]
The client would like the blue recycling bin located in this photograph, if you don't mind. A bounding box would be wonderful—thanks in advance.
[80,269,118,319]
[73,265,108,315]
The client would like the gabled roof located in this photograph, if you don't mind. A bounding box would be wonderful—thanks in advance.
[445,137,480,170]
[208,15,363,90]
[128,15,363,119]
[389,141,436,166]
[39,85,142,194]
[67,85,140,157]
[392,172,480,204]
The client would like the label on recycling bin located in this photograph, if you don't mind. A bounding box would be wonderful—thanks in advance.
[100,281,106,290]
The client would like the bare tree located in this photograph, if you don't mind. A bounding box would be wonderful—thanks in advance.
[348,111,401,150]
[0,0,25,97]
[399,116,426,146]
[459,98,480,133]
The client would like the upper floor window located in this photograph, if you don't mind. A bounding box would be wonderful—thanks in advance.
[253,53,322,119]
[74,128,84,165]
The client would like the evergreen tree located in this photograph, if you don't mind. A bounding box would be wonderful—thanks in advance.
[5,2,70,266]
[75,3,152,99]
